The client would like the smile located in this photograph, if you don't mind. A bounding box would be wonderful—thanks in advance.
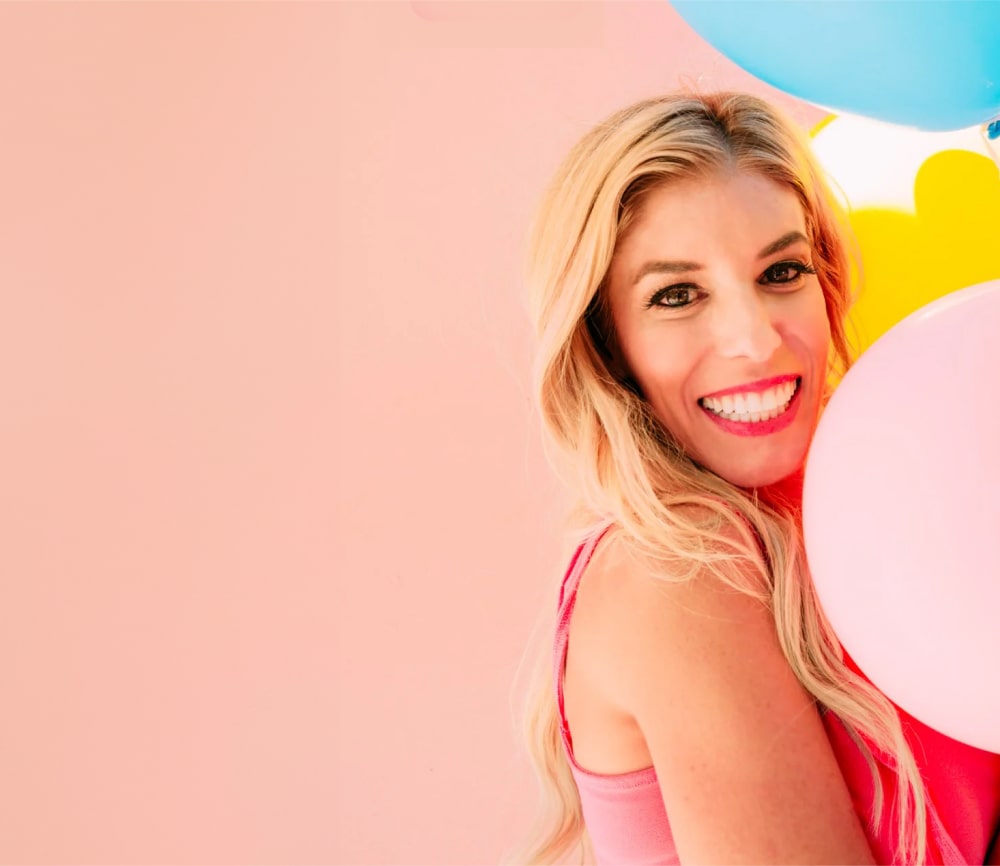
[698,377,803,437]
[699,378,799,422]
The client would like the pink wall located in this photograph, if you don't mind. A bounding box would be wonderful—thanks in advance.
[0,3,823,863]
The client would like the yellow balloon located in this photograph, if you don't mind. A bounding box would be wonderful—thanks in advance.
[811,115,1000,354]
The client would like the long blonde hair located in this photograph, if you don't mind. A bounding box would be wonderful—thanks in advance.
[505,92,928,865]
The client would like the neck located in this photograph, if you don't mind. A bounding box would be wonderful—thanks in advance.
[756,465,805,513]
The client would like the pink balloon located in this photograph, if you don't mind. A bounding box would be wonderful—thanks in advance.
[803,279,1000,752]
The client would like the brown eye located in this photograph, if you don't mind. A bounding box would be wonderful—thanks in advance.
[649,285,698,309]
[762,260,816,285]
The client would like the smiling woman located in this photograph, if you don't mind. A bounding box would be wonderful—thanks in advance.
[603,171,829,490]
[504,92,1000,866]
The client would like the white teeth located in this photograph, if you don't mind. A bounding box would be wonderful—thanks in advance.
[700,379,799,423]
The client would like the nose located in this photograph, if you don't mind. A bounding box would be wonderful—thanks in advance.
[711,290,782,363]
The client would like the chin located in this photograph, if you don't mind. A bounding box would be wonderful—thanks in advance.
[732,472,784,491]
[711,455,804,492]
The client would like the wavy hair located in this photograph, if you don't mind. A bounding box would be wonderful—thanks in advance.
[504,92,927,865]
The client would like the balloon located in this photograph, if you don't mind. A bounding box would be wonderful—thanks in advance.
[803,280,1000,752]
[670,1,1000,131]
[810,114,1000,353]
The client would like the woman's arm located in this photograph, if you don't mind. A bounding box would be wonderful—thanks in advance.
[589,529,876,864]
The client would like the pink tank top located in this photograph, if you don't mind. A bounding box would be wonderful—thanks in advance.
[554,524,1000,865]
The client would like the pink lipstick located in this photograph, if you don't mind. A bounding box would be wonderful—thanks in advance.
[699,373,800,400]
[699,376,803,437]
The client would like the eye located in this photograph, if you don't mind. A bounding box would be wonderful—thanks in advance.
[647,284,701,310]
[761,260,817,286]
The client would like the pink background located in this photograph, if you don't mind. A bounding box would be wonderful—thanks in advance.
[0,3,822,864]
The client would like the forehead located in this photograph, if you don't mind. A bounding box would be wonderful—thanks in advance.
[611,170,808,279]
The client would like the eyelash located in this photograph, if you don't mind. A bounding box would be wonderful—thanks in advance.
[645,260,818,310]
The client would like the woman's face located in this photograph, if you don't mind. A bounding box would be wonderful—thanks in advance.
[605,169,832,490]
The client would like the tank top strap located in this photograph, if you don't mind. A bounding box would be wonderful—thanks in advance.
[553,521,616,756]
[928,798,966,865]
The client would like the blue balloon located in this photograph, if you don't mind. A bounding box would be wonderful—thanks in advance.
[670,1,1000,131]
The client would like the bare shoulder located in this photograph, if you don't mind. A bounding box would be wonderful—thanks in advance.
[575,516,875,863]
[573,517,771,712]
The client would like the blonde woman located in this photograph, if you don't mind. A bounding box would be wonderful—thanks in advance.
[508,92,1000,865]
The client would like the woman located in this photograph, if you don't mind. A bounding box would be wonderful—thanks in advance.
[507,93,1000,865]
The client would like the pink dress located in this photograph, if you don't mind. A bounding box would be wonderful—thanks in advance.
[554,523,1000,865]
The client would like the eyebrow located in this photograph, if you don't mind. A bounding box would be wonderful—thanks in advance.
[630,230,811,288]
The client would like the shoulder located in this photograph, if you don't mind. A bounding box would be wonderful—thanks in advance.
[572,512,874,861]
[573,512,771,715]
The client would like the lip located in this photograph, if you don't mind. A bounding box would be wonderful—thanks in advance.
[699,373,800,401]
[699,376,803,438]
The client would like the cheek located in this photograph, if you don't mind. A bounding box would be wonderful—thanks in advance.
[811,307,833,357]
[804,312,831,356]
[785,289,832,359]
[630,331,692,394]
